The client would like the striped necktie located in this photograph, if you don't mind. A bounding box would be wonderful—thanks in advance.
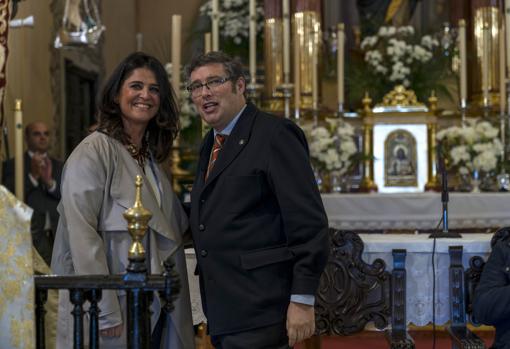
[205,134,227,180]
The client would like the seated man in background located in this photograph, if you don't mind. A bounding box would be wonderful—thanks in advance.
[473,235,510,349]
[1,121,62,265]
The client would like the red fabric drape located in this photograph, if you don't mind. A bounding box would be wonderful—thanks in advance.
[294,0,321,13]
[264,0,282,19]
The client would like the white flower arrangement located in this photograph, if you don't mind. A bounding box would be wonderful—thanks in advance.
[199,0,264,45]
[436,119,503,175]
[360,25,439,87]
[304,120,358,175]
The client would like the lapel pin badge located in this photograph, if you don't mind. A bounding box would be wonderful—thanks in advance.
[239,139,245,145]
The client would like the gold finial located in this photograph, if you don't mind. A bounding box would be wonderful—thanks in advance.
[379,85,424,107]
[428,90,438,113]
[458,19,465,27]
[362,91,372,114]
[123,175,152,263]
[14,99,22,111]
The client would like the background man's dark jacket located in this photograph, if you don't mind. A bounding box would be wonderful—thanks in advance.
[190,103,329,336]
[2,152,62,263]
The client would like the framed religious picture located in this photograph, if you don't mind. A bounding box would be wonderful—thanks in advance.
[373,123,428,193]
[384,129,417,187]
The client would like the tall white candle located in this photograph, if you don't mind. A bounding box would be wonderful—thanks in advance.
[312,27,318,110]
[204,32,212,53]
[500,22,506,115]
[249,0,257,84]
[459,19,467,107]
[136,32,143,51]
[212,0,219,51]
[282,0,290,81]
[14,99,23,200]
[294,22,301,114]
[171,15,181,93]
[482,26,490,106]
[337,23,345,108]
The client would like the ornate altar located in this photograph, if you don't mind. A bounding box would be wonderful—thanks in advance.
[359,85,441,193]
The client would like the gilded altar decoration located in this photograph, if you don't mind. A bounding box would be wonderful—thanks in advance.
[379,85,424,108]
[384,129,418,187]
[0,185,35,349]
[472,4,503,106]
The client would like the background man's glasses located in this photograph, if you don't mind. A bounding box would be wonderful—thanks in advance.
[187,76,231,98]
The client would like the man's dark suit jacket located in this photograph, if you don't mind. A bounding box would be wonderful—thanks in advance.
[190,103,329,336]
[2,152,63,260]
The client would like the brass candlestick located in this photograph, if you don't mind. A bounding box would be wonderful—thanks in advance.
[123,175,152,272]
[359,92,378,192]
[246,82,264,107]
[276,82,294,118]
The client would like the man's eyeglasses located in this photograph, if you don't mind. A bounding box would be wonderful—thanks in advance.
[186,76,231,98]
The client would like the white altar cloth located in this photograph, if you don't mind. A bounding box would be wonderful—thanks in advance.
[185,233,494,327]
[322,192,510,230]
[359,233,491,326]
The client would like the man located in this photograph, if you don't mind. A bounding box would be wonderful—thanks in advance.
[1,121,62,265]
[473,231,510,348]
[186,51,329,348]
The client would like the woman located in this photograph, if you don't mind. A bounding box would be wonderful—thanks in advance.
[51,52,194,349]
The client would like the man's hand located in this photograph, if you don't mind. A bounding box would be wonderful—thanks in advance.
[100,323,123,337]
[30,153,45,180]
[286,301,315,347]
[39,157,54,187]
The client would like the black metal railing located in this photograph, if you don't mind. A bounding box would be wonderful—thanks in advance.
[34,257,180,349]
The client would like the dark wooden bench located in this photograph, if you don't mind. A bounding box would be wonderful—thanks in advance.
[314,229,414,348]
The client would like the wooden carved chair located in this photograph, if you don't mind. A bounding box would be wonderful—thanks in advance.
[314,229,414,348]
[446,245,485,349]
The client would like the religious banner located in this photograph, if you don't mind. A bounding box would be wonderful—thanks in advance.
[0,0,9,157]
[0,185,35,349]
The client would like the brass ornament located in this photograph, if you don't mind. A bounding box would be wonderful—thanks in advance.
[123,175,152,263]
[379,85,425,108]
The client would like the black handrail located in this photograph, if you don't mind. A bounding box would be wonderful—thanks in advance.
[34,257,180,349]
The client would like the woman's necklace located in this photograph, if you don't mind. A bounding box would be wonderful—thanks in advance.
[125,140,149,169]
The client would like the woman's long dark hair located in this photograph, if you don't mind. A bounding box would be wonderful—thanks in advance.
[97,52,179,163]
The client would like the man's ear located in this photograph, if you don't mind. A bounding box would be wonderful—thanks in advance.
[236,77,246,95]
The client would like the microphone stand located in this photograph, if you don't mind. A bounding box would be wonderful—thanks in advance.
[429,168,461,238]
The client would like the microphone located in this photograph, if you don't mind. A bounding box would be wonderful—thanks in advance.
[429,146,461,238]
[440,162,448,233]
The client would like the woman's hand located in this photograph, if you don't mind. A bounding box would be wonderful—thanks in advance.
[100,324,123,337]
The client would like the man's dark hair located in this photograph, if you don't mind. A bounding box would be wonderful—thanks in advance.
[96,51,179,163]
[185,51,246,96]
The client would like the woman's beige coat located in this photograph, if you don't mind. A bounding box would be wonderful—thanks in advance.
[51,131,194,349]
